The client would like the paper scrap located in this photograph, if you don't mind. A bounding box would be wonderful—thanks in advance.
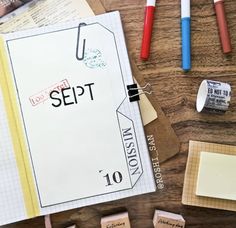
[0,0,94,33]
[196,151,236,201]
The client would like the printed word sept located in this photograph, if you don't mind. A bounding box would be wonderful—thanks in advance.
[50,83,95,107]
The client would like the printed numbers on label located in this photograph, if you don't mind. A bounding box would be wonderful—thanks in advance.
[223,90,229,96]
[99,170,123,186]
[208,88,213,94]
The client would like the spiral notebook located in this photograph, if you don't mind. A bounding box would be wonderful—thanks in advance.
[0,11,155,225]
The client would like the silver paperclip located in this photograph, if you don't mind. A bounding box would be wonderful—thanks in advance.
[76,23,87,61]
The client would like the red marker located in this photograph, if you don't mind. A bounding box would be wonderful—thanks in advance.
[140,0,156,60]
[214,0,232,54]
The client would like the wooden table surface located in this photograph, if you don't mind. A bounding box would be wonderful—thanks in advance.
[4,0,236,227]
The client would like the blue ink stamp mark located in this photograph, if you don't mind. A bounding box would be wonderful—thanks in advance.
[83,49,107,69]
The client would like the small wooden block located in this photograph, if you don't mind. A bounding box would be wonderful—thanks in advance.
[153,210,185,228]
[101,212,131,228]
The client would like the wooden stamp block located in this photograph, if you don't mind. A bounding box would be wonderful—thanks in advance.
[101,212,131,228]
[153,210,185,228]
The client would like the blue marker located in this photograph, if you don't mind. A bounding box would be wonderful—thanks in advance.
[181,0,191,71]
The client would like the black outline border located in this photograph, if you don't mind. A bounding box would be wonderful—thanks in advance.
[6,21,143,208]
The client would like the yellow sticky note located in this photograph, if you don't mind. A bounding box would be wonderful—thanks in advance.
[196,152,236,201]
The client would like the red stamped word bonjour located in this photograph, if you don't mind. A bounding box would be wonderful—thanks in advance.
[29,79,70,106]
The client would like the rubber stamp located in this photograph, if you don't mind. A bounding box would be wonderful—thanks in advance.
[101,212,131,228]
[153,210,185,228]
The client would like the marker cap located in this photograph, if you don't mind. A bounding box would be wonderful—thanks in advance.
[147,0,156,7]
[215,1,232,53]
[140,6,155,60]
[181,0,190,18]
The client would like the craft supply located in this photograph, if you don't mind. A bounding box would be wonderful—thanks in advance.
[138,90,158,126]
[182,140,236,212]
[0,0,95,33]
[196,80,231,113]
[0,12,156,226]
[153,210,185,228]
[101,212,131,228]
[181,0,191,71]
[196,152,236,201]
[130,59,180,163]
[213,0,232,53]
[0,0,157,128]
[90,0,179,165]
[140,0,156,60]
[1,0,174,166]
